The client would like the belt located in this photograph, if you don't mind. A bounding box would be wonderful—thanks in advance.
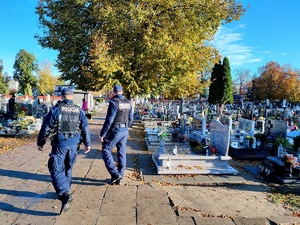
[114,124,127,128]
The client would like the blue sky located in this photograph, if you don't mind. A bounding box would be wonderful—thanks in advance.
[1,0,300,79]
[212,0,300,77]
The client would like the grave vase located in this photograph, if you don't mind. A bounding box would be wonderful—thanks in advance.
[245,138,250,148]
[155,138,166,156]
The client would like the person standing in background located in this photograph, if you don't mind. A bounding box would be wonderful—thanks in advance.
[8,94,15,118]
[82,98,88,112]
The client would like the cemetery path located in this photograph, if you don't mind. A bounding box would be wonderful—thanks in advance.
[0,107,299,225]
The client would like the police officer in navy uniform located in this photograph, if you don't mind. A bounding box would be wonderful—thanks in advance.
[99,85,133,185]
[37,88,91,215]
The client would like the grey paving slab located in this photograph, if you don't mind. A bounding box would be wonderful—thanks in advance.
[104,185,137,202]
[193,175,214,183]
[137,203,178,225]
[232,217,269,225]
[55,209,100,225]
[176,176,196,184]
[194,217,235,225]
[137,185,177,225]
[208,174,231,183]
[97,215,136,225]
[148,181,165,190]
[223,174,247,183]
[143,174,161,183]
[267,216,300,225]
[100,199,136,216]
[137,185,170,205]
[176,209,203,217]
[69,185,107,209]
[177,216,195,225]
[160,175,179,184]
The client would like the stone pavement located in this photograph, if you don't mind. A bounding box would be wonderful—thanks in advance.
[0,108,299,225]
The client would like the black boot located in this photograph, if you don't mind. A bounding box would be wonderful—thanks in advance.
[108,174,122,185]
[59,192,73,215]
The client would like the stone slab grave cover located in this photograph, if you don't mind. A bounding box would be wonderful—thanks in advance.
[152,119,238,175]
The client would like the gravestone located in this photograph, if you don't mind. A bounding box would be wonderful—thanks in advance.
[187,116,207,141]
[192,116,206,135]
[219,114,233,134]
[209,119,230,156]
[267,119,288,138]
[238,118,255,136]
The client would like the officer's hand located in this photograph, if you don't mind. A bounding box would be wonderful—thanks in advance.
[38,146,43,151]
[99,136,104,143]
[84,146,90,154]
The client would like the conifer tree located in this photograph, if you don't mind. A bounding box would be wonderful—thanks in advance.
[208,57,233,115]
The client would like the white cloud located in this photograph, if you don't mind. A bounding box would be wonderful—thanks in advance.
[211,26,262,67]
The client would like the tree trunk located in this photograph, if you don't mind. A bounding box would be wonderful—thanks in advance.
[217,103,224,116]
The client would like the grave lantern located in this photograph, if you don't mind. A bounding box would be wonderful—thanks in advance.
[211,146,217,156]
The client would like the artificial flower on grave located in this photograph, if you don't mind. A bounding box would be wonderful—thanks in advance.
[246,135,255,146]
[206,122,210,129]
[157,127,169,140]
[282,154,298,167]
[186,116,193,126]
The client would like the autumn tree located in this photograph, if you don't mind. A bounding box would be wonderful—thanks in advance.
[233,68,251,95]
[35,0,246,98]
[208,57,233,115]
[37,62,57,95]
[253,61,300,102]
[13,49,38,95]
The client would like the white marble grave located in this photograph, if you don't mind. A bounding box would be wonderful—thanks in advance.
[152,119,238,175]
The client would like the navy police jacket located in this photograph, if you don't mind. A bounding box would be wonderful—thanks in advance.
[100,94,133,138]
[37,99,90,147]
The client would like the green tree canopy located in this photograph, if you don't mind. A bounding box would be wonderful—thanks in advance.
[13,49,38,95]
[36,0,246,98]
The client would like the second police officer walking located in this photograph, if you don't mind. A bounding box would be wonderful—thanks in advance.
[99,85,133,185]
[37,88,91,215]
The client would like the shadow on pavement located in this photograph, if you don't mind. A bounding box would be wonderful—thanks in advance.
[0,202,58,216]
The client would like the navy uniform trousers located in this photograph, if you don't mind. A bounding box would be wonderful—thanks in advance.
[102,130,129,177]
[48,145,77,196]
